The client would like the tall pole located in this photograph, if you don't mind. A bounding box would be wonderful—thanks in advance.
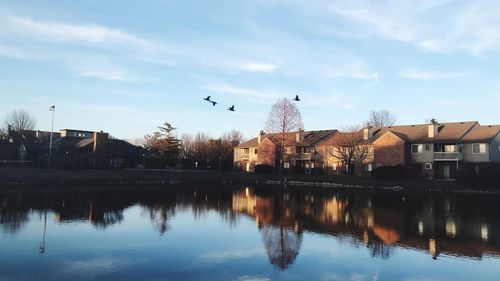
[48,105,55,167]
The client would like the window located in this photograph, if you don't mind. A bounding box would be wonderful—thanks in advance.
[425,163,432,170]
[243,148,249,154]
[286,147,292,154]
[332,163,337,171]
[366,164,373,172]
[283,162,290,169]
[311,163,315,169]
[254,149,258,154]
[412,144,423,154]
[425,144,433,151]
[472,143,486,154]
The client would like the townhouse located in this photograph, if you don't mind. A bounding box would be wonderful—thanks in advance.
[235,121,500,180]
[233,129,336,173]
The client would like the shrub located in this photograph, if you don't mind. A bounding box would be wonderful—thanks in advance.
[372,165,412,181]
[254,164,276,174]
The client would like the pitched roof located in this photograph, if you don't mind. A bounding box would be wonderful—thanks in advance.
[235,130,337,148]
[235,137,259,148]
[372,121,478,143]
[462,125,500,142]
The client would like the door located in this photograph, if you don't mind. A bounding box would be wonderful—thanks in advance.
[245,162,250,172]
[442,165,450,179]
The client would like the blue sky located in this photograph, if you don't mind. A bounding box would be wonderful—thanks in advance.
[1,0,500,140]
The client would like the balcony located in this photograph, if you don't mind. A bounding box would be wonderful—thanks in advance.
[434,152,463,161]
[295,153,313,161]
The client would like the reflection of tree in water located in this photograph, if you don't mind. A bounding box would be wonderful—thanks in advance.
[0,194,29,234]
[261,225,302,270]
[0,208,28,234]
[147,206,175,235]
[368,240,392,259]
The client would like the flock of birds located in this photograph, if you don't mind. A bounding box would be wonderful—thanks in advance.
[202,95,300,112]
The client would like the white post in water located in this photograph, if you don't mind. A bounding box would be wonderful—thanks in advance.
[48,105,56,167]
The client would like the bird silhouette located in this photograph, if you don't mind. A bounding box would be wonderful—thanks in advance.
[210,101,217,106]
[203,96,211,102]
[293,95,300,101]
[227,105,235,111]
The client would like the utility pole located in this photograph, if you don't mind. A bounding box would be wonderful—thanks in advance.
[48,105,56,168]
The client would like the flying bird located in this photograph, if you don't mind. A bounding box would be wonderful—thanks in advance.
[203,96,211,102]
[227,105,235,111]
[293,95,300,101]
[210,101,217,106]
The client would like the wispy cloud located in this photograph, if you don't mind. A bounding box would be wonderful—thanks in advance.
[400,69,471,80]
[8,16,155,49]
[73,60,135,81]
[203,82,280,101]
[329,0,500,54]
[0,44,42,61]
[232,61,279,73]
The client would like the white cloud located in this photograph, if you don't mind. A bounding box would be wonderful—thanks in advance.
[400,69,470,80]
[8,16,154,49]
[74,63,133,81]
[329,0,500,54]
[203,82,280,101]
[0,44,42,61]
[233,61,279,73]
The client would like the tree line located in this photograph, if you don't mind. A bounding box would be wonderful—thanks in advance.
[142,122,243,170]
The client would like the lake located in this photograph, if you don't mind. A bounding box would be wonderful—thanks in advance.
[0,185,499,281]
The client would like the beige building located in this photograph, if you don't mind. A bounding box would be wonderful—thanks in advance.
[233,130,336,172]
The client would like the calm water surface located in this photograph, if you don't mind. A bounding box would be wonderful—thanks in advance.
[0,185,499,281]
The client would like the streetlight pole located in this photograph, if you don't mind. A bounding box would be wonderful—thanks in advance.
[48,105,55,168]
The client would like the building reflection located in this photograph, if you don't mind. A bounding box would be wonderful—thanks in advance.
[0,186,499,266]
[231,188,500,261]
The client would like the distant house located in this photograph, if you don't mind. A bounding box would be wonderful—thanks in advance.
[237,121,500,180]
[3,128,146,169]
[321,121,500,180]
[233,130,337,173]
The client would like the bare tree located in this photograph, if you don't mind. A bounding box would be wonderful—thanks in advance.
[2,109,36,132]
[192,132,210,167]
[328,126,371,176]
[366,109,396,127]
[265,98,303,173]
[221,129,243,148]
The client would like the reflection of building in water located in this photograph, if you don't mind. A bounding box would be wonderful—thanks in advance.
[231,188,500,262]
[233,188,303,269]
[1,188,500,262]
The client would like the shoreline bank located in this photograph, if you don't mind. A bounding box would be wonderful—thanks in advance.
[0,168,498,195]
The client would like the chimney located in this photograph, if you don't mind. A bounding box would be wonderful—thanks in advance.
[93,131,109,155]
[363,126,374,141]
[257,130,264,144]
[296,129,304,143]
[428,120,439,138]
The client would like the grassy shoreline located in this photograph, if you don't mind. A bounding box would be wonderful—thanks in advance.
[0,167,497,194]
